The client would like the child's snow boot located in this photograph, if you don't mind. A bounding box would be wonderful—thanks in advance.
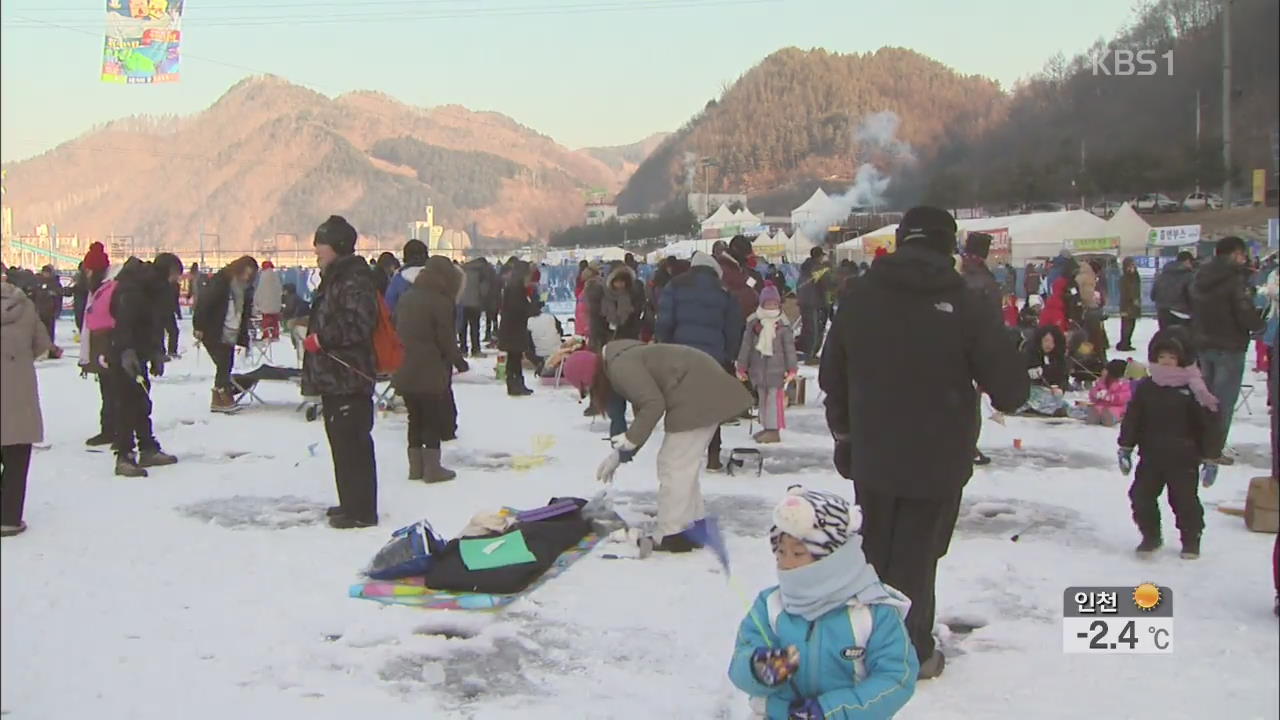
[139,448,178,467]
[114,453,149,478]
[1180,535,1200,560]
[1135,535,1162,555]
[422,448,457,483]
[407,447,425,481]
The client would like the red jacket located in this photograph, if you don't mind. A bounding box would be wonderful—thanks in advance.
[1002,302,1019,328]
[1039,277,1071,333]
[716,254,760,320]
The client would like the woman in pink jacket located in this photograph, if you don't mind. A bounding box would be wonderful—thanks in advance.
[1081,359,1132,426]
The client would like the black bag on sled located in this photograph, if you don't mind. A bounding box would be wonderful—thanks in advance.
[422,497,589,594]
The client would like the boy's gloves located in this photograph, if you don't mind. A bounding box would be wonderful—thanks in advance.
[303,334,323,354]
[751,646,800,687]
[120,348,142,378]
[1028,366,1043,380]
[788,699,823,720]
[610,434,637,452]
[1117,447,1133,476]
[454,358,470,374]
[736,366,749,381]
[1200,462,1219,488]
[784,369,798,383]
[596,451,621,484]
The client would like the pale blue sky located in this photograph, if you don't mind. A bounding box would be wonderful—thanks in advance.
[0,0,1136,163]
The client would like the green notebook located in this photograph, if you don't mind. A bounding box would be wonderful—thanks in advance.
[459,530,538,571]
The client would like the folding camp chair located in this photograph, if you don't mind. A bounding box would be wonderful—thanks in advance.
[242,317,275,366]
[228,365,304,411]
[1237,384,1255,415]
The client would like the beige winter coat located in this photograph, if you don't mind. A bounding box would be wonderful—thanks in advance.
[603,339,753,448]
[1076,264,1099,309]
[1,281,51,446]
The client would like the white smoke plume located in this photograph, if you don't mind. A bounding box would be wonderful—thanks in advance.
[683,151,698,190]
[796,111,914,240]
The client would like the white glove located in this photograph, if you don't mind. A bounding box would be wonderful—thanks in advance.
[610,434,637,452]
[1028,367,1043,380]
[596,451,622,484]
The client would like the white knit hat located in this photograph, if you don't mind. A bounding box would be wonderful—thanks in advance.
[769,485,862,558]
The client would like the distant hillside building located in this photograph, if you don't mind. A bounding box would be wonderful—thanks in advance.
[585,201,618,226]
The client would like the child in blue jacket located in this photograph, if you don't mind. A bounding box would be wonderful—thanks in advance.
[729,486,918,720]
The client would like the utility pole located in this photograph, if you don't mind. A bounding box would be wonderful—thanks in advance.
[1221,0,1233,209]
[1195,89,1202,192]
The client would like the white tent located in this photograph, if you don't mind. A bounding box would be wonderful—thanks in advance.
[701,204,737,229]
[791,188,832,227]
[1103,203,1153,256]
[732,208,762,227]
[838,210,1110,264]
[754,230,816,262]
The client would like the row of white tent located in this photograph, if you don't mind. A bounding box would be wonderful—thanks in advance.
[645,230,817,263]
[837,203,1160,264]
[701,203,762,230]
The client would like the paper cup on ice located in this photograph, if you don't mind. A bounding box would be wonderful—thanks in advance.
[1013,438,1023,450]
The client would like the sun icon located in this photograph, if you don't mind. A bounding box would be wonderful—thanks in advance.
[1133,583,1162,611]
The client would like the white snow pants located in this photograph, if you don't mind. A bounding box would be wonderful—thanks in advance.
[655,423,719,537]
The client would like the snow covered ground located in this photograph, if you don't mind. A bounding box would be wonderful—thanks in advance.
[2,317,1277,719]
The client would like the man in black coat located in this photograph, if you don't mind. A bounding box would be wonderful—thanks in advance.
[108,254,184,477]
[302,216,381,529]
[819,206,1029,680]
[498,260,535,396]
[959,232,1003,465]
[1151,251,1195,329]
[1189,236,1264,451]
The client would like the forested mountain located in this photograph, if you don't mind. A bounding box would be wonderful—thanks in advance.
[617,47,1006,213]
[619,0,1278,215]
[923,0,1278,208]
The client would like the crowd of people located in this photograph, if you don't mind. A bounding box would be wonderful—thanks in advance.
[1,205,1275,717]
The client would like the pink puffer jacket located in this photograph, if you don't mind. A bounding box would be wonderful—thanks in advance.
[1088,378,1132,418]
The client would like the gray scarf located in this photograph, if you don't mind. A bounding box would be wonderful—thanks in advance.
[777,536,898,621]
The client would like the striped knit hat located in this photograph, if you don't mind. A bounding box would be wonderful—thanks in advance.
[769,485,862,558]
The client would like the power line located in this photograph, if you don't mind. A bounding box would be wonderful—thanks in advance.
[2,0,777,29]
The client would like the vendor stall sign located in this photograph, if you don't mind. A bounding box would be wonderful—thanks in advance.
[1147,225,1201,247]
[1065,236,1121,253]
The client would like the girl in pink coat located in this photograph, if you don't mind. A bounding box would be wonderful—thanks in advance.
[1082,359,1132,426]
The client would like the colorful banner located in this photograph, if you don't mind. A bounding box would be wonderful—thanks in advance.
[1253,169,1267,205]
[102,0,184,84]
[1147,224,1201,247]
[1064,236,1121,253]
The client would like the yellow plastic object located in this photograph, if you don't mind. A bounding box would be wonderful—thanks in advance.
[510,434,556,472]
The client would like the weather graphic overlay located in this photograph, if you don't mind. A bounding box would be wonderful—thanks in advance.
[1062,585,1173,654]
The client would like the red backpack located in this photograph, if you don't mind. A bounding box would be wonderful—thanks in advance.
[372,293,404,375]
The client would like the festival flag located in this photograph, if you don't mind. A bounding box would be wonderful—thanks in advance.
[101,0,184,84]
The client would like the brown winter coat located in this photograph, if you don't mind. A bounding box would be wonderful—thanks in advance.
[603,339,752,449]
[1,281,51,446]
[392,256,465,396]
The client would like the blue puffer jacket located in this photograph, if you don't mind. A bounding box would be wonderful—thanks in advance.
[655,267,743,364]
[729,589,918,720]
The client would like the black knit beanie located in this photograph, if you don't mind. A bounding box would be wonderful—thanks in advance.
[314,215,358,256]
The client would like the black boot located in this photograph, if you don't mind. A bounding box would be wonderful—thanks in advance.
[325,506,343,517]
[85,432,113,447]
[974,450,992,466]
[653,532,701,553]
[1135,535,1162,554]
[328,514,377,529]
[1180,535,1200,560]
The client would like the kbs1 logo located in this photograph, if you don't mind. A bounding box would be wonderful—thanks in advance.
[1091,49,1174,77]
